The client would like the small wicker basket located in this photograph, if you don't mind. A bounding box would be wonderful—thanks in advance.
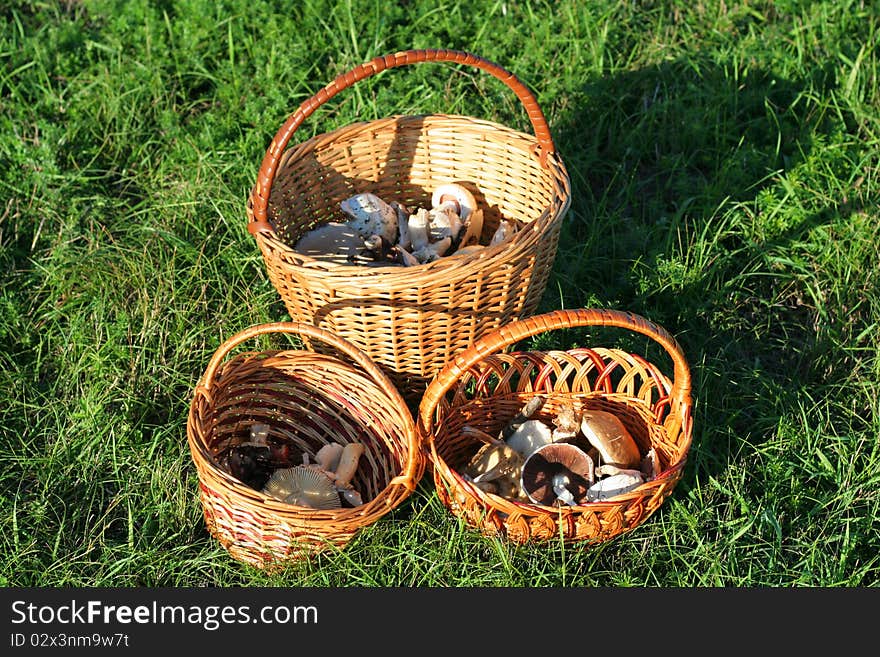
[247,49,571,399]
[187,322,424,570]
[418,308,694,545]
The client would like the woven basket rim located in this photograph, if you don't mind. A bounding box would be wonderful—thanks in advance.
[249,112,570,278]
[186,322,425,523]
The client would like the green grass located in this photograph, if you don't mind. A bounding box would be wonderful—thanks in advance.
[1,0,878,587]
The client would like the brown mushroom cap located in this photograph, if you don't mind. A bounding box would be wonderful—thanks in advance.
[580,410,641,469]
[520,442,595,506]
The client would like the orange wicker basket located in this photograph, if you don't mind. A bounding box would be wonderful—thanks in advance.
[247,48,571,399]
[418,308,694,545]
[187,322,424,570]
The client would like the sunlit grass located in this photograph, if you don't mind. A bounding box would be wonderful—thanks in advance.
[1,0,877,587]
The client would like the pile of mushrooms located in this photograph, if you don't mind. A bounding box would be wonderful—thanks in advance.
[218,423,366,509]
[292,183,520,266]
[262,441,365,509]
[459,398,661,506]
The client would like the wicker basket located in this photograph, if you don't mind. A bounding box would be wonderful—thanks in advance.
[247,48,571,399]
[418,308,694,545]
[187,322,424,570]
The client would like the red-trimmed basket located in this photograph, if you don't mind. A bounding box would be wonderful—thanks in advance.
[418,308,694,545]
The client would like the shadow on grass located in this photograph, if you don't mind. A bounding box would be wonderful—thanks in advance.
[540,55,856,504]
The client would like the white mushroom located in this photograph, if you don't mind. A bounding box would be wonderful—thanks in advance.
[585,472,644,502]
[362,234,394,262]
[595,464,644,478]
[431,184,482,248]
[552,472,578,506]
[390,201,412,251]
[640,447,661,481]
[412,236,452,263]
[504,419,553,458]
[551,404,581,442]
[489,219,518,247]
[333,442,365,489]
[500,396,546,440]
[339,192,398,244]
[314,443,344,473]
[293,222,364,263]
[464,442,523,483]
[392,245,420,267]
[407,207,431,252]
[428,204,463,243]
[460,208,484,249]
[431,183,477,222]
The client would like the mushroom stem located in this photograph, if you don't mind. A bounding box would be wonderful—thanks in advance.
[333,442,365,488]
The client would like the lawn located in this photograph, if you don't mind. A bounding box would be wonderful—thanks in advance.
[1,0,878,587]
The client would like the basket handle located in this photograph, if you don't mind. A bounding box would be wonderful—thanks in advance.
[418,308,693,441]
[249,48,557,235]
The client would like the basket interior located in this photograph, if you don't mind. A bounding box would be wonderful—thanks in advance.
[194,350,413,504]
[429,347,689,483]
[266,114,564,248]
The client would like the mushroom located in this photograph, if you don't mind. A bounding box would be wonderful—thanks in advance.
[361,234,395,263]
[431,183,478,223]
[551,404,581,442]
[407,207,431,252]
[460,208,484,249]
[595,464,644,478]
[463,442,523,485]
[412,236,452,263]
[262,466,342,509]
[585,471,644,502]
[391,245,420,267]
[333,442,365,489]
[500,396,546,441]
[504,419,553,458]
[489,219,518,247]
[640,447,661,481]
[314,443,344,473]
[390,201,413,251]
[580,410,641,469]
[520,442,595,506]
[292,222,365,263]
[428,204,463,244]
[339,192,399,244]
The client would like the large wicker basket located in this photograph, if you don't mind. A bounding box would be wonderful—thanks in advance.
[187,322,424,570]
[247,49,571,399]
[418,308,694,545]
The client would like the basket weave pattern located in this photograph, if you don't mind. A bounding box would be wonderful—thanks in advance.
[247,49,571,396]
[187,322,424,570]
[418,309,693,545]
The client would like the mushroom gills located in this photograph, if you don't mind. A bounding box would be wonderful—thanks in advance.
[262,466,342,509]
[520,442,595,506]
